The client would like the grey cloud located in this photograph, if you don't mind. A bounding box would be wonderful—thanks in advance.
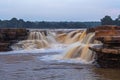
[0,0,120,21]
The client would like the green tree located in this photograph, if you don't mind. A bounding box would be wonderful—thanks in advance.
[18,19,25,28]
[101,15,113,25]
[9,18,19,27]
[114,15,120,26]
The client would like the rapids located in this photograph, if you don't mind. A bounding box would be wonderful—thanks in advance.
[12,30,56,50]
[11,29,96,64]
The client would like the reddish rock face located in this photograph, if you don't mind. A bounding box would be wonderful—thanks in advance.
[95,30,120,37]
[95,30,120,47]
[87,25,120,33]
[94,26,120,48]
[0,28,29,51]
[95,25,120,30]
[89,25,120,68]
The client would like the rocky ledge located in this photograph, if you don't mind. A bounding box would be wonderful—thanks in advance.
[0,28,29,51]
[89,25,120,68]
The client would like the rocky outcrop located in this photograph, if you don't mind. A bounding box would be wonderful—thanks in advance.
[89,25,120,68]
[0,43,11,51]
[0,29,29,51]
[87,25,120,33]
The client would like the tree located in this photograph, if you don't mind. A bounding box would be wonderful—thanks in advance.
[18,19,25,28]
[9,18,19,27]
[114,15,120,26]
[101,15,114,25]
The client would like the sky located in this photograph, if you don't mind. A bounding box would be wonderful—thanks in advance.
[0,0,120,21]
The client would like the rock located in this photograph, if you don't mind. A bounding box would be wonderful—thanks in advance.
[95,25,120,30]
[89,25,120,68]
[90,47,120,54]
[90,46,120,68]
[95,30,120,37]
[96,52,120,68]
[0,28,29,51]
[0,42,11,51]
[87,25,120,33]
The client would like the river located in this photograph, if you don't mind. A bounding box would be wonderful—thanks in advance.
[0,51,120,80]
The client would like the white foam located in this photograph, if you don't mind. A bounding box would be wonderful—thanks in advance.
[0,47,65,55]
[39,53,94,64]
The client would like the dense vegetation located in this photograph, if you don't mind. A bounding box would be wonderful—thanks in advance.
[0,18,101,29]
[101,15,120,26]
[1,15,120,29]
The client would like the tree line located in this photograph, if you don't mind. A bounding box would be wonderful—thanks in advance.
[0,18,101,29]
[101,15,120,26]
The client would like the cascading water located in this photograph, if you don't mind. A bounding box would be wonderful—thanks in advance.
[63,31,95,62]
[56,30,82,44]
[46,31,57,44]
[28,31,44,40]
[40,30,96,64]
[64,30,81,44]
[12,30,51,50]
[11,29,96,64]
[56,33,67,43]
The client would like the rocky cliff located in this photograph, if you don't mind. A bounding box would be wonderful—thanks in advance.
[0,29,29,51]
[89,25,120,68]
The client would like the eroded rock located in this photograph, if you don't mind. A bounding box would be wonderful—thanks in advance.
[89,25,120,68]
[0,28,29,51]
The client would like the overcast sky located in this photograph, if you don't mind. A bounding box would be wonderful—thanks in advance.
[0,0,120,21]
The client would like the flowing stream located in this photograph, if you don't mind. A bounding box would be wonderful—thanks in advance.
[0,29,119,80]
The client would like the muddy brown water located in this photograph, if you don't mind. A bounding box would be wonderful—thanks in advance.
[0,52,120,80]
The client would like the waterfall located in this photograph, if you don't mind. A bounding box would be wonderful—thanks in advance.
[63,31,95,62]
[11,29,96,63]
[64,30,81,44]
[63,42,82,58]
[56,33,67,43]
[46,31,57,43]
[40,30,96,64]
[12,30,54,50]
[28,31,45,40]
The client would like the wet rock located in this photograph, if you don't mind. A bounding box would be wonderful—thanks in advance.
[0,28,29,51]
[87,25,120,33]
[96,52,120,68]
[0,42,11,51]
[90,46,120,68]
[94,25,120,31]
[90,47,120,54]
[89,25,120,68]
